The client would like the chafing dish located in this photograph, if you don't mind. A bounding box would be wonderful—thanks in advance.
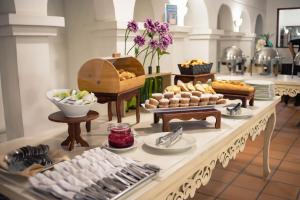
[219,46,247,74]
[292,52,300,78]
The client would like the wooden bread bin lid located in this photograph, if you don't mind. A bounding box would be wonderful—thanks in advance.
[78,57,145,93]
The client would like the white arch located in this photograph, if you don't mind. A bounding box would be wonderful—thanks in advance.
[240,10,251,33]
[184,0,209,29]
[217,4,233,32]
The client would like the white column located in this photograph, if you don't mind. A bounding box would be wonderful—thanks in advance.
[0,13,64,139]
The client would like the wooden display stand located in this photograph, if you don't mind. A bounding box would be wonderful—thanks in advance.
[94,87,141,123]
[174,73,215,84]
[221,92,255,108]
[48,110,99,151]
[154,109,221,132]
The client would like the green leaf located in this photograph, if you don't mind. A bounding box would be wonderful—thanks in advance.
[134,47,139,57]
[158,50,170,56]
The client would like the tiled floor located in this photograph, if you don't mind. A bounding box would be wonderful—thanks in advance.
[190,102,300,200]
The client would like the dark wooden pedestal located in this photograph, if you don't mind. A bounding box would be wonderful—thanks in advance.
[174,73,215,84]
[94,87,141,123]
[153,109,221,132]
[222,93,255,108]
[48,110,99,151]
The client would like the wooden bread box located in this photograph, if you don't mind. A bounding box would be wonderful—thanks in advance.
[78,56,146,93]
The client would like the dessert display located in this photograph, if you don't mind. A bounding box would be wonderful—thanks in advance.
[29,148,160,200]
[212,80,255,95]
[178,59,213,75]
[144,80,227,110]
[108,123,134,148]
[118,69,136,81]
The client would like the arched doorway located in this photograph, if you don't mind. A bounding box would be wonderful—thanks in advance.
[255,14,263,36]
[240,10,251,33]
[217,4,233,32]
[133,0,154,22]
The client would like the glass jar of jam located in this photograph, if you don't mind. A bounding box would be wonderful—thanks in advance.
[108,123,134,148]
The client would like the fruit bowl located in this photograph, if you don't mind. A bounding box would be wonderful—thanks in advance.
[46,89,97,118]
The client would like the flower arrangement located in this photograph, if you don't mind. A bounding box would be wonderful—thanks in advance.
[256,33,273,51]
[124,19,173,73]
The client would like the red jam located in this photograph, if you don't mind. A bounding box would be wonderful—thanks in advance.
[108,123,134,148]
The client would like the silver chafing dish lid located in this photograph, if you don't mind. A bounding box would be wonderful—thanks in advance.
[222,46,245,63]
[254,47,279,65]
[294,52,300,65]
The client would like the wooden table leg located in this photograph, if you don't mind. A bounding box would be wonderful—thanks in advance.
[136,93,140,123]
[74,123,89,147]
[241,98,247,108]
[86,121,91,132]
[61,135,70,146]
[263,111,276,178]
[162,115,170,132]
[249,96,254,106]
[116,97,122,123]
[154,113,160,123]
[108,102,113,121]
[174,75,179,85]
[215,111,221,129]
[68,123,75,151]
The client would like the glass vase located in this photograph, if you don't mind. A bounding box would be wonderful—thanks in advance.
[156,65,160,73]
[148,66,152,74]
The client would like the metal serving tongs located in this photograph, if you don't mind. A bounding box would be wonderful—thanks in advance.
[156,126,183,147]
[226,102,241,115]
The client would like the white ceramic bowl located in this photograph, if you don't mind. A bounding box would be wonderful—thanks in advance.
[47,89,96,118]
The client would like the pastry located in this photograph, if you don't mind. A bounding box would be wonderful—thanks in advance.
[159,98,170,106]
[180,92,192,98]
[164,92,174,99]
[177,80,189,91]
[118,70,136,81]
[209,94,219,102]
[149,98,159,106]
[189,102,198,107]
[190,96,200,103]
[186,82,196,91]
[169,104,179,108]
[158,104,169,108]
[179,98,190,104]
[199,101,208,106]
[216,94,224,99]
[195,84,205,93]
[164,85,181,94]
[179,103,189,107]
[217,98,227,104]
[180,59,207,67]
[202,84,216,94]
[169,97,180,104]
[208,101,217,105]
[211,80,255,95]
[200,94,210,102]
[145,100,157,109]
[152,93,163,101]
[192,91,202,97]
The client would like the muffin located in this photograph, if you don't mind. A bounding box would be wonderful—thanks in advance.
[179,103,189,107]
[149,98,159,106]
[169,104,179,108]
[217,98,227,104]
[164,92,174,99]
[152,93,163,101]
[145,100,157,109]
[192,91,202,97]
[179,98,190,104]
[216,94,224,100]
[209,94,219,102]
[189,102,199,107]
[200,94,210,102]
[159,98,170,106]
[159,104,169,108]
[199,101,208,106]
[190,96,200,104]
[169,97,180,104]
[208,101,217,105]
[180,92,192,98]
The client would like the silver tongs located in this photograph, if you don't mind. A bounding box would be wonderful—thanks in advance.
[226,103,241,116]
[156,126,183,147]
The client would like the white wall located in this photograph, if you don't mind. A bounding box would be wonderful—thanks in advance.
[265,0,300,61]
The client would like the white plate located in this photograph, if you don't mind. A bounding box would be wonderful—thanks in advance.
[220,107,253,118]
[143,133,196,152]
[245,80,274,85]
[102,140,138,152]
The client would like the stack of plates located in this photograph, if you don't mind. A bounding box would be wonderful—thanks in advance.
[245,80,275,100]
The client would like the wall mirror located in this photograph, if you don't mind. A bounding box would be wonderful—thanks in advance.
[276,7,300,48]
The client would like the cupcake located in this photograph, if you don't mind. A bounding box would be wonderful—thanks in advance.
[189,102,199,107]
[169,104,179,108]
[152,93,163,101]
[180,92,192,98]
[199,101,208,106]
[149,98,159,106]
[208,101,217,105]
[179,98,190,104]
[217,98,227,104]
[200,94,210,102]
[145,100,157,109]
[159,104,169,108]
[164,92,174,99]
[159,98,170,106]
[192,91,202,97]
[209,94,219,102]
[180,103,189,107]
[190,96,200,104]
[169,97,180,104]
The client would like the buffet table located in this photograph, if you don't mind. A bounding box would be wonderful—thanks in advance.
[0,97,280,200]
[216,74,300,98]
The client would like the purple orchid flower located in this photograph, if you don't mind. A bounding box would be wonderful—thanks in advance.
[159,35,171,50]
[144,19,156,34]
[149,39,159,49]
[158,23,169,35]
[134,35,145,47]
[127,20,138,33]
